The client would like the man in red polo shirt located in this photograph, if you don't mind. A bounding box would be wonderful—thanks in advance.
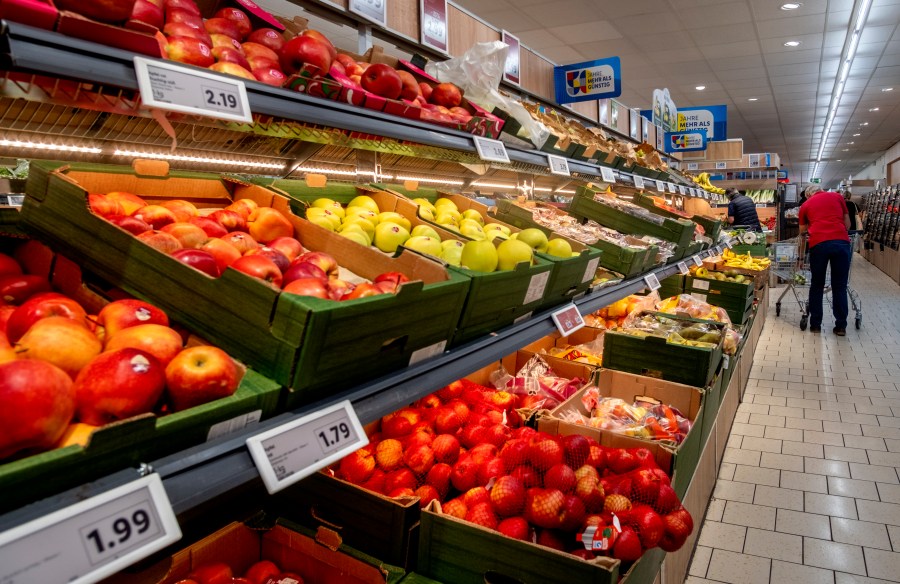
[799,185,851,335]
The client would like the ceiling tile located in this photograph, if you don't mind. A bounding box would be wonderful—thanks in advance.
[709,54,767,69]
[700,40,761,60]
[521,1,608,28]
[539,45,585,63]
[764,48,824,66]
[516,29,565,50]
[646,47,707,64]
[677,2,754,30]
[546,20,622,42]
[689,23,759,46]
[470,9,539,32]
[595,0,671,19]
[756,13,826,38]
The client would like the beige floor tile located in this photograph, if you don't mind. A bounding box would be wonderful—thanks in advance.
[804,492,858,519]
[849,462,899,483]
[765,426,805,442]
[876,482,900,504]
[722,500,777,530]
[783,440,825,458]
[732,464,781,487]
[863,547,900,581]
[697,520,747,553]
[749,413,786,427]
[743,527,802,562]
[786,417,824,431]
[770,559,834,584]
[776,509,832,539]
[780,470,828,493]
[706,498,726,522]
[805,409,843,421]
[731,423,765,438]
[834,572,896,584]
[719,462,737,481]
[713,480,757,504]
[688,545,712,577]
[831,517,892,551]
[753,485,805,511]
[804,430,845,446]
[723,447,761,467]
[740,436,783,453]
[843,435,888,451]
[857,500,900,526]
[866,450,900,467]
[760,452,804,472]
[685,577,726,584]
[804,457,851,478]
[823,421,863,435]
[803,537,866,575]
[841,412,880,426]
[888,525,900,552]
[706,549,771,584]
[825,445,870,463]
[827,476,879,500]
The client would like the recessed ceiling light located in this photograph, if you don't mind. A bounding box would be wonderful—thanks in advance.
[843,149,850,151]
[853,133,861,136]
[781,2,802,9]
[860,122,869,126]
[837,159,842,162]
[882,87,893,92]
[869,107,879,111]
[748,97,758,101]
[848,142,855,144]
[695,85,706,90]
[784,40,801,47]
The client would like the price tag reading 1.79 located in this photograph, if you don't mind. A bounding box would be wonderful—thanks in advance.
[0,474,181,584]
[247,400,368,494]
[473,136,510,163]
[134,57,252,124]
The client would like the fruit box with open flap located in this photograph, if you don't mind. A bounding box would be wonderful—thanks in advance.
[103,517,405,584]
[0,236,281,515]
[21,160,469,406]
[375,183,603,312]
[252,179,554,347]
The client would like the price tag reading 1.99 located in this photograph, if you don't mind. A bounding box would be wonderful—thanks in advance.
[247,400,368,494]
[0,474,181,584]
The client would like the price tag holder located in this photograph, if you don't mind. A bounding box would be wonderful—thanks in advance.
[247,400,368,494]
[678,185,686,195]
[633,175,644,190]
[551,303,586,337]
[677,261,689,275]
[667,182,677,193]
[134,57,252,123]
[643,273,661,291]
[600,166,616,183]
[409,340,447,366]
[473,136,510,163]
[0,474,181,584]
[725,238,733,249]
[692,255,704,267]
[655,180,665,192]
[0,194,23,207]
[547,154,570,176]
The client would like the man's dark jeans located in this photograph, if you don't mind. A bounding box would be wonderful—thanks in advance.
[808,239,851,329]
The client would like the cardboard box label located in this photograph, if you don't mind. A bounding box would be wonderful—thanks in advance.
[582,257,600,283]
[691,292,708,302]
[693,279,710,290]
[409,340,447,366]
[206,410,263,442]
[523,271,550,305]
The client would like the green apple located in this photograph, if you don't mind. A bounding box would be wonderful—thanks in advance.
[306,207,341,230]
[460,240,498,272]
[486,230,509,243]
[411,224,441,240]
[339,230,370,246]
[418,207,435,222]
[373,221,410,253]
[496,239,534,270]
[338,222,371,245]
[308,215,335,231]
[435,211,460,227]
[461,209,484,224]
[341,217,375,239]
[312,198,345,219]
[412,198,437,214]
[440,240,465,266]
[545,238,573,258]
[345,207,379,224]
[348,195,380,214]
[403,235,443,257]
[484,223,511,236]
[517,228,549,251]
[377,211,411,232]
[434,197,458,212]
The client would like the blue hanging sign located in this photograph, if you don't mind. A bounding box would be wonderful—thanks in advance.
[676,105,727,141]
[554,57,621,104]
[665,130,708,153]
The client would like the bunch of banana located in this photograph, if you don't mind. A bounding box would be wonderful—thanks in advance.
[691,173,726,195]
[722,248,770,270]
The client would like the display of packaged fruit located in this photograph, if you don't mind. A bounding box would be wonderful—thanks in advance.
[655,294,732,325]
[489,353,591,410]
[618,313,723,349]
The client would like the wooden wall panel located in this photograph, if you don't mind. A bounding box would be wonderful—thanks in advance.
[571,100,598,122]
[387,0,419,41]
[521,48,553,101]
[448,5,500,57]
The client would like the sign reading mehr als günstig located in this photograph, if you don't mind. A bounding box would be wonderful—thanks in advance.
[665,130,708,153]
[554,57,621,104]
[677,105,727,141]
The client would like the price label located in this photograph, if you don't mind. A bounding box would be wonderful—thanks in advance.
[134,57,251,123]
[715,161,727,169]
[687,162,699,170]
[677,262,689,275]
[513,311,533,324]
[551,303,586,337]
[715,245,723,254]
[0,195,23,207]
[247,400,368,494]
[547,154,570,176]
[643,273,661,291]
[678,185,686,195]
[582,257,600,283]
[655,180,665,192]
[633,175,645,190]
[473,137,510,163]
[409,340,447,366]
[0,474,180,584]
[667,183,677,193]
[600,166,616,183]
[523,271,550,305]
[725,238,733,249]
[723,355,731,369]
[692,255,704,267]
[691,291,708,302]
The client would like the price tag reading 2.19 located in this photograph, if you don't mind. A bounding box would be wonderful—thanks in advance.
[247,400,368,494]
[0,474,181,584]
[134,57,252,124]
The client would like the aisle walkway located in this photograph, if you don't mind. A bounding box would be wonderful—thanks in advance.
[686,256,900,584]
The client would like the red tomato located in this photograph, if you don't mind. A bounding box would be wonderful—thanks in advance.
[244,561,281,584]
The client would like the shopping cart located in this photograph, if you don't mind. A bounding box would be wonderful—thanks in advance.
[772,231,863,330]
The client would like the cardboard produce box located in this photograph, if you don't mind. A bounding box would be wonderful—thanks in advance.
[22,161,468,406]
[632,193,723,242]
[0,238,281,514]
[105,518,405,584]
[684,275,755,325]
[520,327,605,371]
[540,368,705,497]
[256,180,553,346]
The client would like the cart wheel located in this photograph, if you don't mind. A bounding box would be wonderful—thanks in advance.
[776,302,781,316]
[800,316,808,331]
[856,317,862,330]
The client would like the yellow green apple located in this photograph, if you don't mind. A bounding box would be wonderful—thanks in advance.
[460,240,498,272]
[348,195,380,214]
[374,221,410,253]
[497,239,534,270]
[403,235,442,257]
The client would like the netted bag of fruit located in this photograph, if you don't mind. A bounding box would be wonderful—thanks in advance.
[489,354,585,412]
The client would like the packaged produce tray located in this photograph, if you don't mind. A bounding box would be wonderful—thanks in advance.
[257,180,554,345]
[602,311,725,388]
[22,161,468,406]
[632,193,722,242]
[0,237,281,514]
[685,275,755,325]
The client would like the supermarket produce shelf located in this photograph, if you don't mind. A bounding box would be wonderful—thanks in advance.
[0,21,709,193]
[0,252,695,533]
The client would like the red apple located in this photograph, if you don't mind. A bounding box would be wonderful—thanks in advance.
[165,346,241,410]
[165,8,203,30]
[105,323,183,366]
[325,278,354,300]
[282,261,326,286]
[164,22,212,46]
[225,199,258,220]
[0,253,21,278]
[0,359,75,459]
[0,274,50,305]
[221,231,258,255]
[341,282,382,300]
[362,63,402,99]
[396,70,420,101]
[89,193,125,218]
[214,7,252,40]
[160,199,198,222]
[161,222,208,249]
[204,17,242,41]
[137,230,182,254]
[108,215,152,236]
[96,299,169,340]
[248,207,293,243]
[171,248,221,277]
[106,191,147,215]
[133,205,177,229]
[429,82,462,108]
[268,236,304,262]
[244,561,280,584]
[74,348,166,425]
[294,251,337,279]
[209,33,242,52]
[246,55,278,72]
[242,42,279,64]
[210,209,247,232]
[247,27,285,53]
[129,0,164,29]
[212,46,250,69]
[252,66,286,87]
[282,277,329,299]
[335,53,356,70]
[199,238,242,272]
[280,34,333,74]
[165,36,215,68]
[6,293,88,343]
[53,0,135,22]
[16,317,103,378]
[164,0,199,15]
[209,62,256,81]
[229,255,282,287]
[419,82,433,101]
[190,216,228,238]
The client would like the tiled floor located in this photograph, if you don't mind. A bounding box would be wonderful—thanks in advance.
[686,255,900,584]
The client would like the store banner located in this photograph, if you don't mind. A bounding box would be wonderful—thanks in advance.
[420,0,448,53]
[553,57,621,104]
[665,130,708,153]
[676,105,727,141]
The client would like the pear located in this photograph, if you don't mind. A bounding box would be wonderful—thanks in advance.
[341,217,376,239]
[306,207,341,230]
[345,207,379,224]
[412,198,437,214]
[339,230,370,246]
[434,197,458,212]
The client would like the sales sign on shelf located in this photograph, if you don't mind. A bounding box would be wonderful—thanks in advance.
[633,175,644,190]
[349,0,387,27]
[655,180,665,192]
[643,273,661,291]
[420,0,448,53]
[0,474,181,584]
[547,154,570,176]
[134,57,252,124]
[600,166,616,183]
[247,400,368,494]
[677,262,689,275]
[473,137,510,163]
[551,303,586,337]
[692,255,704,266]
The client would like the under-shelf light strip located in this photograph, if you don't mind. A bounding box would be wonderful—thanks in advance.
[115,149,285,170]
[394,175,464,186]
[533,187,576,194]
[0,139,102,154]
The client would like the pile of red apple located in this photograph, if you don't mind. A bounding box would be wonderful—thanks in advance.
[332,379,693,563]
[88,191,411,301]
[0,247,243,461]
[175,559,303,584]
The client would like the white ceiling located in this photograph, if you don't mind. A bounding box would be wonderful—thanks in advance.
[454,0,900,186]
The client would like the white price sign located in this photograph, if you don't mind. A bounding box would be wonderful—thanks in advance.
[551,303,586,337]
[692,255,704,267]
[582,257,600,283]
[0,474,181,584]
[643,273,661,291]
[677,262,689,275]
[134,57,252,123]
[523,271,550,305]
[715,161,727,169]
[633,175,645,190]
[667,182,677,193]
[547,154,570,176]
[247,400,368,494]
[600,166,616,183]
[725,238,734,249]
[687,162,699,170]
[473,136,510,163]
[409,340,447,366]
[678,185,686,195]
[655,180,665,192]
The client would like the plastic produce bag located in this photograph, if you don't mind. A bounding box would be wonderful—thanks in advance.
[545,332,605,366]
[655,294,732,325]
[490,353,584,411]
[558,390,692,444]
[426,41,550,148]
